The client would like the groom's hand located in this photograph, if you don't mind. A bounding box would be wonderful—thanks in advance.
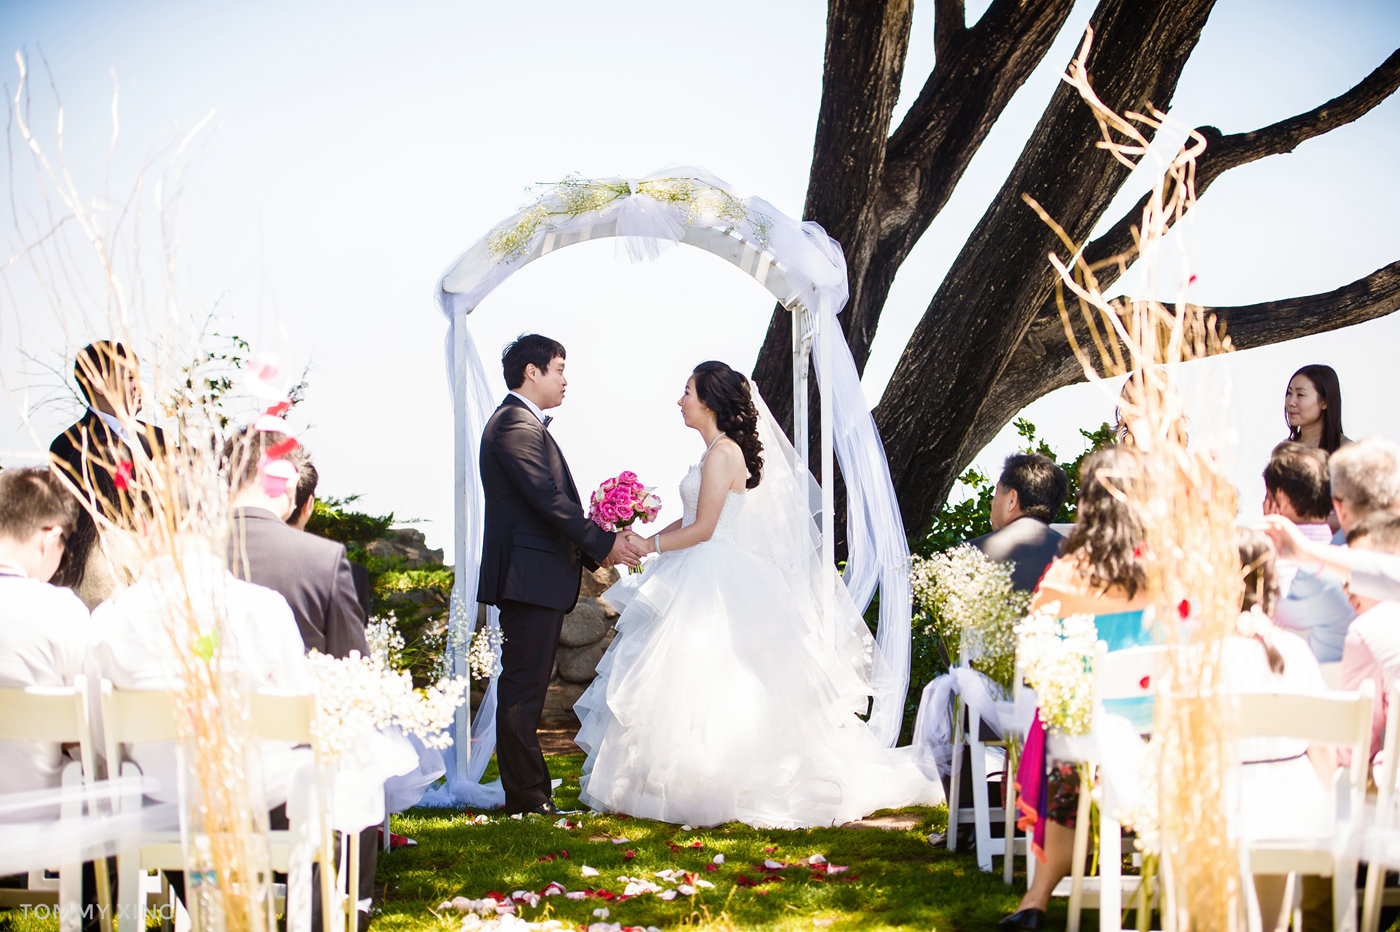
[606,532,645,568]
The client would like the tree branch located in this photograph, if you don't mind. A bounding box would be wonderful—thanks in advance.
[933,0,966,60]
[962,262,1400,479]
[1213,259,1400,348]
[1087,48,1400,273]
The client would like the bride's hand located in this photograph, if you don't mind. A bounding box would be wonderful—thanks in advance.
[624,530,652,555]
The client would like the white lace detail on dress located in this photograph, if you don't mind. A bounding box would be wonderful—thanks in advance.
[679,463,745,541]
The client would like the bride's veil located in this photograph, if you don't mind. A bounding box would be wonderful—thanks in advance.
[734,385,891,716]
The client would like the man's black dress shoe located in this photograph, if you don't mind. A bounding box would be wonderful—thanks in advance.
[997,907,1046,930]
[516,801,580,817]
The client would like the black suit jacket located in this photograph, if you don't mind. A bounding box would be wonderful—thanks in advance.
[478,395,613,614]
[969,516,1066,593]
[48,410,167,587]
[228,507,369,659]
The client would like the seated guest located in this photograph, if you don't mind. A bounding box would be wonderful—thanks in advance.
[222,428,376,925]
[0,468,90,799]
[48,341,167,607]
[1329,438,1400,542]
[88,530,310,806]
[1264,512,1400,605]
[1231,529,1333,932]
[288,454,371,619]
[224,428,368,659]
[1339,513,1400,762]
[969,453,1068,592]
[1263,442,1353,660]
[1002,447,1155,930]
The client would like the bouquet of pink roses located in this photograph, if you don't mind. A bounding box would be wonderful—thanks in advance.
[589,471,661,572]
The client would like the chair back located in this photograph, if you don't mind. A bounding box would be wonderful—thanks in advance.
[0,676,97,786]
[1362,684,1400,932]
[1230,683,1373,788]
[249,689,315,743]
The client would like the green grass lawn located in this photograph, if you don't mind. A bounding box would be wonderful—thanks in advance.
[373,753,1046,931]
[0,754,1055,931]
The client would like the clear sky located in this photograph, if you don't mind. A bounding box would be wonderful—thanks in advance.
[1,0,1398,553]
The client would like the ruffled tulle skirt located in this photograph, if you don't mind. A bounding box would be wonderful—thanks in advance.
[574,536,941,829]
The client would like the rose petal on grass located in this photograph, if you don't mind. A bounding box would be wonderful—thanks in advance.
[611,837,630,844]
[762,859,786,870]
[658,890,677,901]
[581,866,599,877]
[808,854,827,866]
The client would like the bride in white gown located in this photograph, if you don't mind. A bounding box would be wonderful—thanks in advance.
[574,361,941,828]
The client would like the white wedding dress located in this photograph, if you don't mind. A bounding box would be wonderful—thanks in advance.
[574,456,941,828]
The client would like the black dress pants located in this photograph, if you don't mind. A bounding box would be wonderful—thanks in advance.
[495,599,565,813]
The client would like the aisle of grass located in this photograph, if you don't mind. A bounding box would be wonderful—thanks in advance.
[374,753,1043,931]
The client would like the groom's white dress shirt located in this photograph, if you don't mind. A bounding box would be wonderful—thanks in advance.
[508,390,548,425]
[89,551,311,805]
[0,566,94,801]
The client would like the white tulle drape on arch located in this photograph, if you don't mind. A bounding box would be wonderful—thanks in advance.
[424,168,911,808]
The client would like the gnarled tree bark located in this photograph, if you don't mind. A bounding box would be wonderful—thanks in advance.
[752,0,1400,539]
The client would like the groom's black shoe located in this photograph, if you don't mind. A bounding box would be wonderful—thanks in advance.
[997,908,1046,930]
[515,801,580,818]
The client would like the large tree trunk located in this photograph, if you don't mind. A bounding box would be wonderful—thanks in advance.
[874,0,1216,533]
[751,0,1400,540]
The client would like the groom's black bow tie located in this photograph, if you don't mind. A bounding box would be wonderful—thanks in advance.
[542,415,553,429]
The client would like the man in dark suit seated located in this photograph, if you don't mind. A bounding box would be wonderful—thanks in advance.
[286,454,371,618]
[48,340,167,605]
[225,429,369,659]
[969,453,1069,593]
[223,427,376,929]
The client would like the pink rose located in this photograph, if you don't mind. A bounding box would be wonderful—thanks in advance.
[618,471,637,484]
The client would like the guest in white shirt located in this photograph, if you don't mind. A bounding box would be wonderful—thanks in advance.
[0,467,91,800]
[88,535,310,808]
[1264,442,1354,661]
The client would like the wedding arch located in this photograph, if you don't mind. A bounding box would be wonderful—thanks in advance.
[429,169,912,807]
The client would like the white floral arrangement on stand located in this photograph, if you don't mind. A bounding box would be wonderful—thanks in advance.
[304,650,469,764]
[909,544,1027,693]
[1013,604,1097,736]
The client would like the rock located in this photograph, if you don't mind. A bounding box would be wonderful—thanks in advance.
[579,565,620,599]
[366,527,444,566]
[560,599,611,647]
[555,643,607,683]
[543,680,587,714]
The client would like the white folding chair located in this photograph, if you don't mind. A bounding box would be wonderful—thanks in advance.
[0,676,110,932]
[1236,683,1374,932]
[1362,684,1400,932]
[945,647,1035,883]
[1052,641,1167,932]
[99,682,337,932]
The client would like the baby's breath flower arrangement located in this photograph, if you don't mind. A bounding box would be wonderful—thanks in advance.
[909,545,1027,693]
[1015,605,1097,736]
[467,626,505,681]
[304,650,469,764]
[366,612,407,670]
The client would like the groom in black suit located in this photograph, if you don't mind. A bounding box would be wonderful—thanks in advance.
[479,334,644,815]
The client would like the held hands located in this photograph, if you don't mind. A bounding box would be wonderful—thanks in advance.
[624,530,651,556]
[606,531,648,568]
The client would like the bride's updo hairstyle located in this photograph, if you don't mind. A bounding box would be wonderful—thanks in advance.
[692,361,764,490]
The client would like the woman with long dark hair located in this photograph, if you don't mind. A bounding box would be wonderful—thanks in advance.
[574,361,938,828]
[1285,364,1348,453]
